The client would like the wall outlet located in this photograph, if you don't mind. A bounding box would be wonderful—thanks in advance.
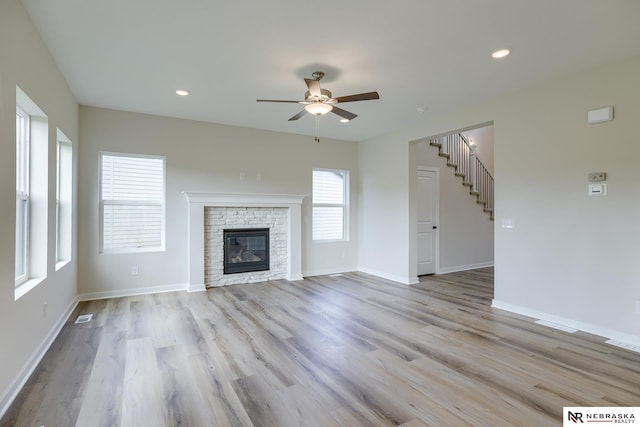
[131,265,139,276]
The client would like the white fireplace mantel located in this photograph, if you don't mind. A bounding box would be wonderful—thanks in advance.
[183,192,306,292]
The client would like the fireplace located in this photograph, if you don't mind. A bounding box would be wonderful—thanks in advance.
[184,192,304,291]
[223,228,270,274]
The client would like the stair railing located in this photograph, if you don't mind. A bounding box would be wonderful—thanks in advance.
[429,133,494,219]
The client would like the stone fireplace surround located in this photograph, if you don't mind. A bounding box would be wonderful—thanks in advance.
[183,192,305,292]
[206,208,285,285]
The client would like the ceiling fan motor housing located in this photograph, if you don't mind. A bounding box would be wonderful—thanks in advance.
[305,88,334,103]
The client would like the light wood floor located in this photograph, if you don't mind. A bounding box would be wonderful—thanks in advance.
[3,268,639,426]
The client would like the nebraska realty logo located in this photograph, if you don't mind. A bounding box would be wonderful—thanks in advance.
[564,407,639,425]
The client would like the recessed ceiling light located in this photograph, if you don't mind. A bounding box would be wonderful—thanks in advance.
[176,89,190,96]
[340,118,350,123]
[491,49,511,59]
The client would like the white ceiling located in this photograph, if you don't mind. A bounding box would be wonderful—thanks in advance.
[21,0,640,141]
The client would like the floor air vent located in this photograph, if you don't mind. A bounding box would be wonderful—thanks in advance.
[75,314,93,324]
[534,320,577,333]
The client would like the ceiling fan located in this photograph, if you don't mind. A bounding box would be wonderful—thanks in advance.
[257,71,380,123]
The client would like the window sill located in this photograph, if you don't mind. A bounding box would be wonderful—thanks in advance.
[99,246,165,255]
[55,259,71,271]
[313,238,350,243]
[15,276,45,301]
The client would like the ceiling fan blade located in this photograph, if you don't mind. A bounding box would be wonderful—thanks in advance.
[305,78,321,97]
[257,99,304,103]
[334,91,380,103]
[288,110,308,121]
[330,106,357,121]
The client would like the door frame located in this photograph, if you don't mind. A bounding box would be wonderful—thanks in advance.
[416,166,440,275]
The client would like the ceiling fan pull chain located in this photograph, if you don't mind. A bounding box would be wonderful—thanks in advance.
[315,115,320,143]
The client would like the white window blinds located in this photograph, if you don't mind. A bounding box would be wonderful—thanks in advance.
[312,169,347,240]
[15,108,29,284]
[100,153,165,252]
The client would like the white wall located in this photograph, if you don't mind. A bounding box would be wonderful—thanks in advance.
[0,0,79,414]
[359,54,640,344]
[78,107,359,296]
[412,141,494,273]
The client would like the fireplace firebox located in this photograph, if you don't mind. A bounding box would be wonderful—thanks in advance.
[223,228,270,274]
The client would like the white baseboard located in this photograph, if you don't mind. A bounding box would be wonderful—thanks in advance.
[78,283,187,301]
[187,283,206,293]
[357,267,419,285]
[0,296,79,419]
[303,267,355,278]
[438,261,494,274]
[492,299,640,347]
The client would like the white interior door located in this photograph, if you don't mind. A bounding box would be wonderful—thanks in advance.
[417,168,438,275]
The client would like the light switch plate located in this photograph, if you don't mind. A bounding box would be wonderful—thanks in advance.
[501,218,515,229]
[588,183,607,196]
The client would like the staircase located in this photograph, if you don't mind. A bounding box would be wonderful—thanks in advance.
[429,133,494,220]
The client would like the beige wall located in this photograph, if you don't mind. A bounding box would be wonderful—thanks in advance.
[78,107,359,296]
[359,54,640,343]
[491,55,640,343]
[357,137,411,283]
[0,0,79,413]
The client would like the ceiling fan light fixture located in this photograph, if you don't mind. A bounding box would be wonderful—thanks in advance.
[305,103,333,115]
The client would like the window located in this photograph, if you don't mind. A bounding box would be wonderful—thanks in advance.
[99,152,165,253]
[312,168,348,241]
[15,108,29,284]
[15,86,48,299]
[56,131,72,268]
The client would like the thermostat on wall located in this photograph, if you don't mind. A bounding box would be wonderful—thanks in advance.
[588,172,607,182]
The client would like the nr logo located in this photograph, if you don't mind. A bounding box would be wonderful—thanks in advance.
[568,411,584,423]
